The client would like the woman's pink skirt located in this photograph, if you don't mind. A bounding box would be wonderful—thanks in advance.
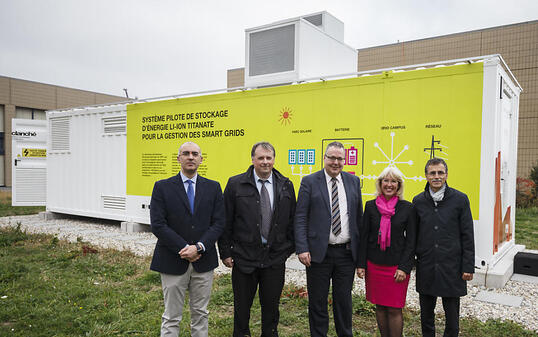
[365,260,410,308]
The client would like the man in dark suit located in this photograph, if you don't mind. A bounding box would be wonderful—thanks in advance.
[294,141,363,337]
[413,158,474,337]
[219,141,296,337]
[150,141,225,337]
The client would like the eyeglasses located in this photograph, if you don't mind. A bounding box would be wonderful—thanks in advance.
[180,151,200,157]
[324,155,345,162]
[426,170,446,177]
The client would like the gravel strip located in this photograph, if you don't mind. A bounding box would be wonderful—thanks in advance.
[1,214,536,331]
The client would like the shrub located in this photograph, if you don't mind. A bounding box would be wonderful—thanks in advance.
[530,161,538,195]
[0,223,28,247]
[281,284,308,299]
[352,294,376,317]
[516,177,536,208]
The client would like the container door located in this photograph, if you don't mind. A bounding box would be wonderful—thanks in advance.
[11,119,47,206]
[499,84,515,242]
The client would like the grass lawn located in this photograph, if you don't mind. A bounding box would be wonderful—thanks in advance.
[0,192,45,217]
[1,226,536,337]
[516,207,538,250]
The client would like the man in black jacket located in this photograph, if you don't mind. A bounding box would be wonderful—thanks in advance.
[219,141,296,337]
[413,158,475,337]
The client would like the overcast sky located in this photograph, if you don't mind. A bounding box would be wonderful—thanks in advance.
[1,0,537,99]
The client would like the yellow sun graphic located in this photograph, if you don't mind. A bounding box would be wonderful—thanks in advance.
[279,107,293,125]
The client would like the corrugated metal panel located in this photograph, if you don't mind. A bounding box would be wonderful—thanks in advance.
[15,168,46,203]
[50,116,70,151]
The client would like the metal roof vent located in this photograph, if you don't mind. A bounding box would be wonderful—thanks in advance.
[249,25,295,77]
[245,11,357,88]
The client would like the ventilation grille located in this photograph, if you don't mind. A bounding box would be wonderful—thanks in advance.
[102,196,126,211]
[15,168,46,203]
[249,24,295,76]
[304,14,323,26]
[50,117,70,151]
[102,116,127,134]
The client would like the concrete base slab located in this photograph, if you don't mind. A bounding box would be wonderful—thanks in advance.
[475,291,523,307]
[511,273,538,284]
[471,244,525,288]
[40,211,65,221]
[121,221,151,233]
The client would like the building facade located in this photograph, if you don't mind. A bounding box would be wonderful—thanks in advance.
[227,20,538,176]
[0,75,124,186]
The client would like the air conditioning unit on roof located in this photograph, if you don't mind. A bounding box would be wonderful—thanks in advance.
[244,11,357,88]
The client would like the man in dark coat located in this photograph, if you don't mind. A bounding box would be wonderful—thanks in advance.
[218,141,296,337]
[413,158,475,337]
[294,141,363,337]
[150,141,225,337]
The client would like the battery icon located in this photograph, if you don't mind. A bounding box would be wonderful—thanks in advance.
[346,146,358,165]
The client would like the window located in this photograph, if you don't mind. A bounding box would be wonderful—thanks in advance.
[0,105,4,158]
[15,107,46,120]
[0,105,4,131]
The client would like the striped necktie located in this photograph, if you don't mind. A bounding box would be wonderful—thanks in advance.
[331,177,341,236]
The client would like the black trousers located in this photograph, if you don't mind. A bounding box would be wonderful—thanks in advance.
[306,245,355,337]
[232,264,285,337]
[419,294,460,337]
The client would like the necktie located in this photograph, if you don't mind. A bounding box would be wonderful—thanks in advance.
[186,180,194,214]
[331,177,341,236]
[259,179,272,240]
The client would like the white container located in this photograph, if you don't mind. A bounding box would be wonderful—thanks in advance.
[244,11,357,88]
[45,55,521,277]
[477,57,521,268]
[11,118,47,206]
[47,104,127,221]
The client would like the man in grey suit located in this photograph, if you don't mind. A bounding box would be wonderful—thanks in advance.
[294,141,363,337]
[150,141,225,337]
